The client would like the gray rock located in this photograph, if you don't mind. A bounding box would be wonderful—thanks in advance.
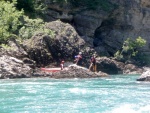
[0,55,32,79]
[96,57,143,74]
[51,64,108,79]
[44,1,150,61]
[137,69,150,81]
[23,20,96,67]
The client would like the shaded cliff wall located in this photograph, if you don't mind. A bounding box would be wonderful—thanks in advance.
[94,0,150,56]
[44,0,150,63]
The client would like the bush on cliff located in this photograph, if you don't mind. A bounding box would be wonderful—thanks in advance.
[114,36,146,62]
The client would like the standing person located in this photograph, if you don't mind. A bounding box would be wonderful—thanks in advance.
[89,54,97,72]
[74,52,82,65]
[60,60,65,70]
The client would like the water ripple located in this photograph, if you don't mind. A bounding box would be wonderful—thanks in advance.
[0,75,150,113]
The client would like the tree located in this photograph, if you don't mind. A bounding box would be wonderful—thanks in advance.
[0,0,23,43]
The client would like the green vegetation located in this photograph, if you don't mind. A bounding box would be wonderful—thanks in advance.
[19,16,55,39]
[0,0,54,44]
[114,36,146,61]
[0,0,23,43]
[0,43,12,50]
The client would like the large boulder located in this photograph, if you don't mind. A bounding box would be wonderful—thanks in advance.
[96,57,143,74]
[51,64,108,79]
[96,57,123,74]
[23,20,96,67]
[23,33,54,67]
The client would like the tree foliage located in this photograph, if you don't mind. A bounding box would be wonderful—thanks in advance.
[0,0,23,43]
[19,16,55,39]
[114,37,146,61]
[0,0,54,44]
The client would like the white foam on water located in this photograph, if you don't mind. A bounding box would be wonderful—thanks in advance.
[69,88,87,94]
[111,104,150,113]
[111,104,138,113]
[138,105,150,113]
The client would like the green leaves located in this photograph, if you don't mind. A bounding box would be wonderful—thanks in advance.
[19,16,55,39]
[123,37,146,56]
[0,1,54,43]
[135,36,146,48]
[0,1,23,43]
[114,37,146,61]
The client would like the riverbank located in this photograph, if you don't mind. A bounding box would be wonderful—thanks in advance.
[0,44,144,79]
[0,20,149,81]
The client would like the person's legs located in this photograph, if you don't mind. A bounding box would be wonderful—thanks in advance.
[93,65,95,72]
[89,63,93,71]
[60,64,64,70]
[93,64,97,72]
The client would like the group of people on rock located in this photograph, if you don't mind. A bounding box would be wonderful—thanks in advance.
[60,52,97,72]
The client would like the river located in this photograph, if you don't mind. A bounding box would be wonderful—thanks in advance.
[0,75,150,113]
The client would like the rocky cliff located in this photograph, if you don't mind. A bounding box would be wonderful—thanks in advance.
[44,0,150,64]
[1,0,149,79]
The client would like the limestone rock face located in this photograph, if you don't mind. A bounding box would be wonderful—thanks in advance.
[74,10,109,37]
[94,0,150,56]
[45,0,150,60]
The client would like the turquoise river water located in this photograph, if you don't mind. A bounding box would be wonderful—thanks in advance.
[0,75,150,113]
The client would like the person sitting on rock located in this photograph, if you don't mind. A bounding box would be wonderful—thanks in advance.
[74,52,82,65]
[89,54,97,72]
[60,60,65,70]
